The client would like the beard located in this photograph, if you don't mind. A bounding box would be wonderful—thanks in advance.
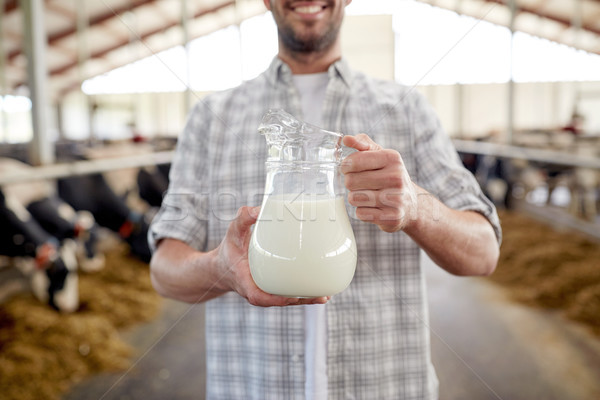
[276,21,342,54]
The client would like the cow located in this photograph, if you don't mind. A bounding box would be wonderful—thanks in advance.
[0,188,79,312]
[26,196,104,272]
[53,139,174,263]
[136,164,169,208]
[57,172,153,263]
[0,158,105,273]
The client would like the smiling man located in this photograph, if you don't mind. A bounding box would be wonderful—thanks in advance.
[149,0,501,399]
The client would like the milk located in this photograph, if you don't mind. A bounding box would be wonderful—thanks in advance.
[248,194,357,298]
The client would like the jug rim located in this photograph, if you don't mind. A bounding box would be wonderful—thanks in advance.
[258,108,344,140]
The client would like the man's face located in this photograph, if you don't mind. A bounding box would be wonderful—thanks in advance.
[265,0,351,54]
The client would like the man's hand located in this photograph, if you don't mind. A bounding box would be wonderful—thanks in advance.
[213,206,330,307]
[340,133,499,276]
[151,207,330,306]
[341,134,418,233]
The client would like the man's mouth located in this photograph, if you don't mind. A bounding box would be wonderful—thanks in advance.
[291,3,327,15]
[294,5,325,14]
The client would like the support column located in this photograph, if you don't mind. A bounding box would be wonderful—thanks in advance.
[454,0,464,138]
[0,0,7,142]
[507,0,517,144]
[76,0,93,142]
[571,0,583,120]
[22,0,54,165]
[181,0,192,116]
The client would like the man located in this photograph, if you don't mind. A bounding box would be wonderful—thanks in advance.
[149,0,501,398]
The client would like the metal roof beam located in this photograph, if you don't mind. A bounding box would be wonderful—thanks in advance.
[483,0,600,36]
[47,1,235,78]
[8,0,159,61]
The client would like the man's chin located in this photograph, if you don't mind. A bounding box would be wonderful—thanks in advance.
[281,28,338,53]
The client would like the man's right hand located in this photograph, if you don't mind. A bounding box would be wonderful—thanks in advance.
[212,206,329,307]
[150,206,330,307]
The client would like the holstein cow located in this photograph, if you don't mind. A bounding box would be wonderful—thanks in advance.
[0,188,79,312]
[0,158,105,273]
[26,196,104,272]
[55,139,170,263]
[58,172,152,263]
[136,164,169,208]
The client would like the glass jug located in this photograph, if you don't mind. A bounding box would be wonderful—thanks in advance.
[248,109,357,298]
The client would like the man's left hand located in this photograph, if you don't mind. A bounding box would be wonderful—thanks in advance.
[341,134,418,233]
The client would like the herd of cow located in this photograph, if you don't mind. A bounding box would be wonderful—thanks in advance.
[0,149,170,313]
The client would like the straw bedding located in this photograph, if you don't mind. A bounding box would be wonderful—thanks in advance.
[491,210,600,335]
[0,243,161,400]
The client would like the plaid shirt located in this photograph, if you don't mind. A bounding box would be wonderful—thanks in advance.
[149,57,501,400]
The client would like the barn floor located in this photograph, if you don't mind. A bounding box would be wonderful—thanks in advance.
[62,253,600,400]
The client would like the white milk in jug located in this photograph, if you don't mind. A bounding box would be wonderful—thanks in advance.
[248,194,357,298]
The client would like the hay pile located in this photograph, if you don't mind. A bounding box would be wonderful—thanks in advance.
[0,243,162,400]
[490,211,600,335]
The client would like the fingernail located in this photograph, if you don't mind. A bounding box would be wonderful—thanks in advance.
[249,206,260,218]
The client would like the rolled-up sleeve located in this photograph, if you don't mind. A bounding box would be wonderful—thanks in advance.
[411,92,502,244]
[148,102,211,252]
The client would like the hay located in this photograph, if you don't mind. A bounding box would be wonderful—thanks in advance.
[490,210,600,335]
[566,283,600,335]
[0,242,161,400]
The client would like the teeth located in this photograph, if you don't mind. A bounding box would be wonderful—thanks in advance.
[295,5,322,14]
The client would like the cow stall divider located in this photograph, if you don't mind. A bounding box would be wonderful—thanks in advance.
[0,150,174,185]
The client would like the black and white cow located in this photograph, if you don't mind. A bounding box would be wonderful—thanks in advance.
[137,164,169,208]
[0,158,105,273]
[58,172,152,263]
[26,196,104,272]
[0,188,79,312]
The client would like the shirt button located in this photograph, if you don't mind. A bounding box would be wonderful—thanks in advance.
[291,354,300,362]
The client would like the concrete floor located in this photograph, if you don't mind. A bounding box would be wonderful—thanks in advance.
[426,254,600,400]
[64,254,600,400]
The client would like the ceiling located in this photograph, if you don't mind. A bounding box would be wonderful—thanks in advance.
[1,0,600,101]
[1,0,267,101]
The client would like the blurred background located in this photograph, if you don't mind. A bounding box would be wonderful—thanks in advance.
[0,0,599,399]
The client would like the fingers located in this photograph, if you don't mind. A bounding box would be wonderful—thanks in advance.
[341,149,402,174]
[348,189,406,208]
[354,207,404,233]
[244,288,331,307]
[238,269,331,307]
[348,190,414,232]
[342,133,382,152]
[345,166,408,191]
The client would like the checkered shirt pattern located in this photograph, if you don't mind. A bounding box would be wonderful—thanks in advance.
[149,57,502,400]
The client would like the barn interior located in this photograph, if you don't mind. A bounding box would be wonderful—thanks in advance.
[1,0,600,399]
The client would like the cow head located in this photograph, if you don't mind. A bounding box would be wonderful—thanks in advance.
[31,240,79,313]
[73,211,105,273]
[119,212,152,263]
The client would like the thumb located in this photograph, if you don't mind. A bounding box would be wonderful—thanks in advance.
[229,206,260,248]
[233,206,260,232]
[342,133,382,152]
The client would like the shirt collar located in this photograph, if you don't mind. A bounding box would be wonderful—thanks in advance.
[265,56,353,88]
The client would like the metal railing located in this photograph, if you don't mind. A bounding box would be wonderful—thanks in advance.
[0,150,174,185]
[452,139,600,170]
